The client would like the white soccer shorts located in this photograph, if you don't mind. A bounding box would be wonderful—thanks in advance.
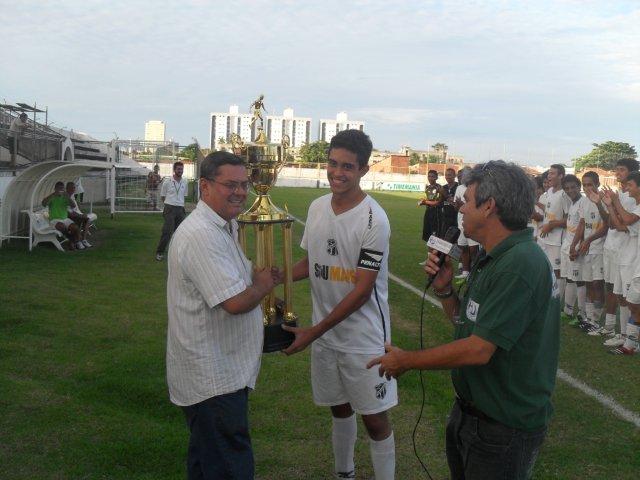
[542,244,561,271]
[560,252,582,282]
[581,254,604,282]
[614,263,634,298]
[311,342,398,415]
[603,249,617,285]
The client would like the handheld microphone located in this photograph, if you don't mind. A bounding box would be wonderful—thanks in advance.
[425,226,461,282]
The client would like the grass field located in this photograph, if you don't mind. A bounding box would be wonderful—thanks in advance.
[1,186,639,479]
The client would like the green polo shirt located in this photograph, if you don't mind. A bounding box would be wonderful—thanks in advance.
[452,228,560,431]
[47,195,70,221]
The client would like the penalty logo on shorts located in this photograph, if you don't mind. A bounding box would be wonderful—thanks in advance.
[375,382,387,399]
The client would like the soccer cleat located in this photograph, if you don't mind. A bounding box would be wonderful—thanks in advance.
[82,239,92,248]
[156,253,164,261]
[608,345,638,355]
[455,271,470,280]
[335,471,355,479]
[75,241,85,250]
[587,326,613,336]
[603,334,625,347]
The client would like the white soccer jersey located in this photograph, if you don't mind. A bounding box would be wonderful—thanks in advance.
[618,200,640,266]
[454,184,466,230]
[301,194,391,354]
[604,191,633,252]
[580,197,606,254]
[562,196,585,254]
[542,188,571,246]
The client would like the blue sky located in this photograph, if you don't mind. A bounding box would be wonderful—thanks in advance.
[3,0,639,166]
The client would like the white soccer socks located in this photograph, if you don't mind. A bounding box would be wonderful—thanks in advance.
[558,278,567,302]
[369,432,395,480]
[577,285,587,319]
[622,322,639,350]
[604,312,616,332]
[620,307,630,336]
[564,281,576,316]
[332,415,357,479]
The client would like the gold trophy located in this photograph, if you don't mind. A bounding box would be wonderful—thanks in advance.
[232,95,297,353]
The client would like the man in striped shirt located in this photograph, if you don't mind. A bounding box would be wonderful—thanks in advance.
[166,151,280,479]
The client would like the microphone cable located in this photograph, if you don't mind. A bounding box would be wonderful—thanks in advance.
[411,275,435,480]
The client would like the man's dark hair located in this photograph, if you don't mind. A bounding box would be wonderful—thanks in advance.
[55,181,64,189]
[446,167,456,174]
[616,158,640,172]
[66,181,75,189]
[466,160,535,231]
[561,174,581,188]
[329,129,373,168]
[582,171,600,186]
[428,169,438,176]
[627,171,640,186]
[200,151,245,179]
[173,161,184,171]
[550,164,565,176]
[541,170,549,180]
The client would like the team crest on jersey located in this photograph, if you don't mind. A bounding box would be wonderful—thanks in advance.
[327,239,338,256]
[375,382,387,399]
[590,212,596,219]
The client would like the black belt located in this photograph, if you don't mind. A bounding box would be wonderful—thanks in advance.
[455,397,496,423]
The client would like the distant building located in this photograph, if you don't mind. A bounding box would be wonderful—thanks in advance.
[266,108,311,147]
[210,105,254,150]
[144,120,165,142]
[318,112,364,142]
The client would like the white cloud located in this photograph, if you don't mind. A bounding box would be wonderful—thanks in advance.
[352,108,461,125]
[1,0,638,164]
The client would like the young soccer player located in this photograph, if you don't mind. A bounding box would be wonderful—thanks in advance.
[540,164,571,299]
[620,171,640,354]
[605,168,640,354]
[561,175,587,324]
[285,129,397,479]
[602,159,640,349]
[573,172,609,335]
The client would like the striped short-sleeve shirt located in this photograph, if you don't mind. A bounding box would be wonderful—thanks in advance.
[166,200,263,406]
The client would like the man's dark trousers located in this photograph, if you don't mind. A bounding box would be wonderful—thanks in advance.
[181,388,254,480]
[445,400,547,480]
[156,204,186,255]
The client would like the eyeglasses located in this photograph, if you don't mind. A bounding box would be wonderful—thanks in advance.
[206,179,251,192]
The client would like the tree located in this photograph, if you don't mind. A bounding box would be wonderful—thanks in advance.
[180,143,199,161]
[431,142,448,162]
[573,142,637,171]
[409,152,421,165]
[299,140,329,163]
[424,153,442,163]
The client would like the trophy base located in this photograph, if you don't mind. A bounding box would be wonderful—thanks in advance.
[263,320,297,353]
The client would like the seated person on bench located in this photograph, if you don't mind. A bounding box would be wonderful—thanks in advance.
[65,181,92,248]
[41,181,85,251]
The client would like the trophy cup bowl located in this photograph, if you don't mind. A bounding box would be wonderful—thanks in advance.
[233,130,298,353]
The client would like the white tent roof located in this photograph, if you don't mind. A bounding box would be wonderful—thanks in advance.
[0,161,116,243]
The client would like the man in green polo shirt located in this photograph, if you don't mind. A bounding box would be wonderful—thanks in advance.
[42,181,84,250]
[368,161,560,480]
